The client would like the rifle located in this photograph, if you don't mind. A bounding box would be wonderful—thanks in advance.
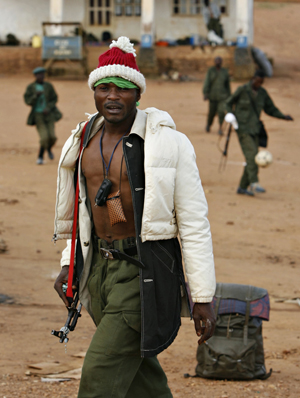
[51,120,90,345]
[51,287,82,344]
[218,124,232,172]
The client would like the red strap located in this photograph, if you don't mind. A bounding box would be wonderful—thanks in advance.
[66,122,88,300]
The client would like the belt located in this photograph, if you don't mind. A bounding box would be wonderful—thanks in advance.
[93,235,145,269]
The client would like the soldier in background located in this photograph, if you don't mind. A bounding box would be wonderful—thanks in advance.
[24,67,62,165]
[203,56,231,136]
[202,0,223,38]
[225,70,293,196]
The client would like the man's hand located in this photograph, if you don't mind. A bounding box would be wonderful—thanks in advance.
[36,91,42,97]
[193,302,216,345]
[54,266,77,307]
[43,109,49,115]
[285,115,293,121]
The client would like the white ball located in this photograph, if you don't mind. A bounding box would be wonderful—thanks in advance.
[255,150,273,168]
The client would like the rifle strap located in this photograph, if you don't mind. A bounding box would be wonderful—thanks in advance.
[66,122,89,300]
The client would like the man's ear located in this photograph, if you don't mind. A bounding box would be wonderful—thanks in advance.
[136,89,141,102]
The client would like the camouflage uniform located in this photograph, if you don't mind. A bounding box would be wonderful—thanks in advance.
[226,82,286,189]
[24,81,62,150]
[203,66,231,129]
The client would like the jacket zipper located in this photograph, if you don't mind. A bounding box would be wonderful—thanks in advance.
[123,137,145,357]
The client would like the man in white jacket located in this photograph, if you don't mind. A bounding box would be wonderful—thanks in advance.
[54,37,216,398]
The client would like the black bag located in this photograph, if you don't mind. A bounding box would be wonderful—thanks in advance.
[258,121,268,148]
[53,106,63,122]
[195,283,272,380]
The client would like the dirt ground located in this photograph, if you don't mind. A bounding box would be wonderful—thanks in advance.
[1,3,300,398]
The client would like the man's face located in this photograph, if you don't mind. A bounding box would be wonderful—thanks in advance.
[252,76,264,90]
[94,82,140,124]
[35,72,45,84]
[214,57,222,68]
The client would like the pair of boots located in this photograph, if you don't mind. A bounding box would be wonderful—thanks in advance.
[237,183,266,196]
[206,124,223,136]
[36,146,54,165]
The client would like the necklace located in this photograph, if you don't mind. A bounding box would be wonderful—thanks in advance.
[100,124,128,178]
[94,123,132,207]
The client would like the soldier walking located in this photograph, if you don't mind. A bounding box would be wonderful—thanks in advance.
[203,56,231,135]
[24,67,62,165]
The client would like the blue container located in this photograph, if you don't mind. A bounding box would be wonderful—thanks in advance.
[141,34,153,48]
[237,35,248,48]
[190,35,200,46]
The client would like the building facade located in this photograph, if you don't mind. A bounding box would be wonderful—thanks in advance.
[0,0,253,45]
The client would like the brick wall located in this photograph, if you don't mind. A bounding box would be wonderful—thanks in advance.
[0,47,42,74]
[0,46,104,75]
[155,45,236,78]
[0,45,252,79]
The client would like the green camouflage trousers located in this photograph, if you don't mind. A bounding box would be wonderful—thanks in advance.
[34,112,57,149]
[77,237,173,398]
[238,133,259,189]
[207,100,226,127]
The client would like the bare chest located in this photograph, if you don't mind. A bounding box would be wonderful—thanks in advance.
[81,130,129,191]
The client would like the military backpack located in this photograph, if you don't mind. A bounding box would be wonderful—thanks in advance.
[195,283,272,380]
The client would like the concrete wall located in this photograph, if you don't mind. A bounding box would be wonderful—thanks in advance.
[86,16,141,42]
[86,0,238,42]
[220,0,237,41]
[254,0,300,2]
[154,0,237,42]
[155,1,206,41]
[0,0,84,44]
[0,0,48,44]
[0,0,239,44]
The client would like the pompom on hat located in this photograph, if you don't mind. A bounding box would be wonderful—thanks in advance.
[88,36,146,94]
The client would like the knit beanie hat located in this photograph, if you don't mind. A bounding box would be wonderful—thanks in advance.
[33,66,46,75]
[88,36,146,94]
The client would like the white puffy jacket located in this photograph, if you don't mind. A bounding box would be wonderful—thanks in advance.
[54,108,216,308]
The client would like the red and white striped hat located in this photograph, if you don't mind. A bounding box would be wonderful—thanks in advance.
[88,36,146,93]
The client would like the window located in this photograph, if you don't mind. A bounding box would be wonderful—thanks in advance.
[173,0,200,15]
[173,0,227,16]
[115,0,141,17]
[190,0,201,15]
[219,0,228,14]
[88,0,111,25]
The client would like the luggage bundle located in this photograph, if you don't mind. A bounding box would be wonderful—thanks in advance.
[195,283,272,380]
